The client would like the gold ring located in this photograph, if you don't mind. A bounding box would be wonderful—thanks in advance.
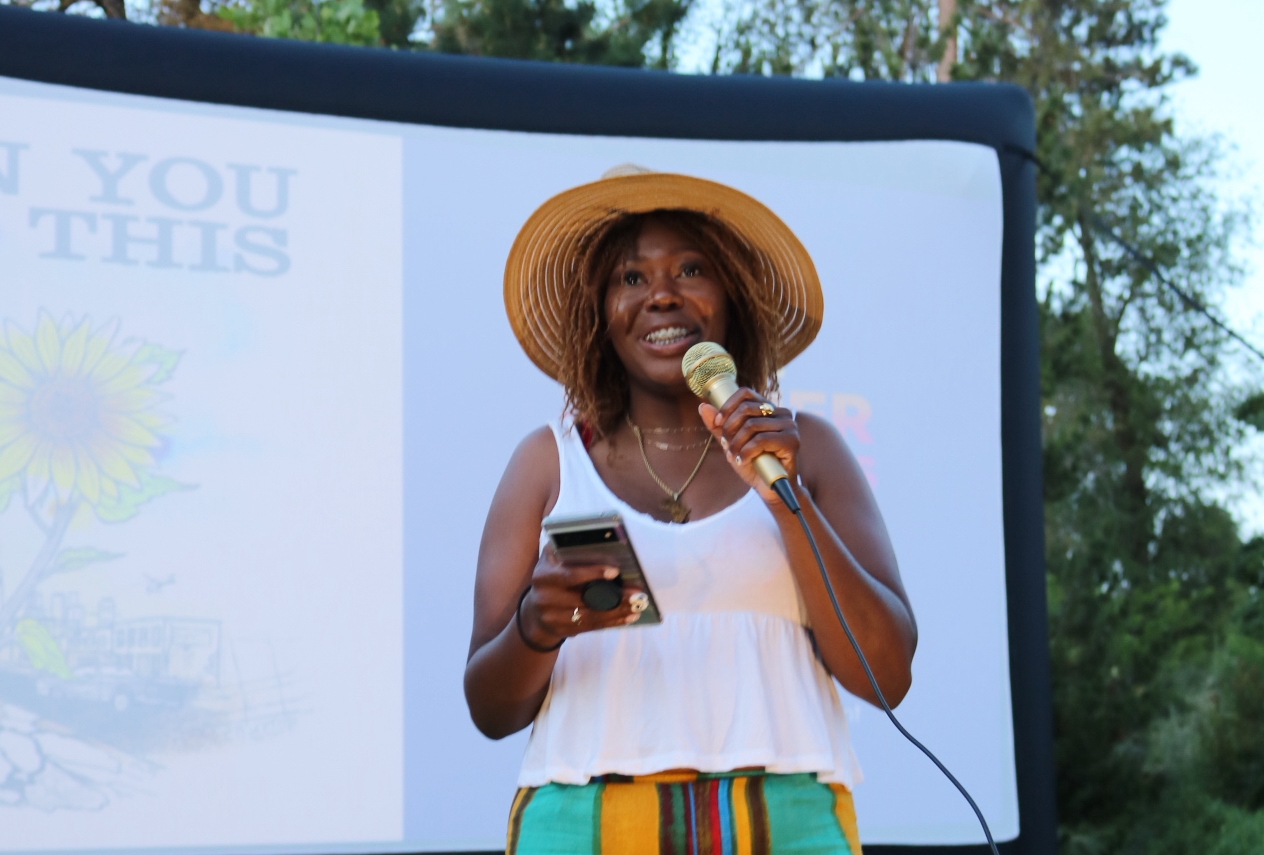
[758,402,776,417]
[571,607,582,624]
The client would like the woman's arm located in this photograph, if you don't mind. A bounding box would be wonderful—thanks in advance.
[464,427,641,739]
[701,397,917,707]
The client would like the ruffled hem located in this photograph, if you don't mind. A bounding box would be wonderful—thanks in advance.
[518,611,863,789]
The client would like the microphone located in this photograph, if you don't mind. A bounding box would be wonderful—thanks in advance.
[682,342,800,512]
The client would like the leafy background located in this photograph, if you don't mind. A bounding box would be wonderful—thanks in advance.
[5,0,1264,850]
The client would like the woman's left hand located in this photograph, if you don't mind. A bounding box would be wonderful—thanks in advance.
[699,388,800,507]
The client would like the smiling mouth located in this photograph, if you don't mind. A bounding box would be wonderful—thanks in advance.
[642,326,697,347]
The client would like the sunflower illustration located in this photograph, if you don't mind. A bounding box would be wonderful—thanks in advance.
[0,312,175,512]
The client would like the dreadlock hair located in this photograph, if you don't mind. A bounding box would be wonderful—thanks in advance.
[555,209,785,439]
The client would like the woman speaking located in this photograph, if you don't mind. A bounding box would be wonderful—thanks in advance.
[465,166,917,854]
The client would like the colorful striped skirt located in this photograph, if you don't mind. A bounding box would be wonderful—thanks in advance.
[507,771,862,855]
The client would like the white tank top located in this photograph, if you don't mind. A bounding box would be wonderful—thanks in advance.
[517,420,862,788]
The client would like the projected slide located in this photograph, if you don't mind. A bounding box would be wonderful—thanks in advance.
[3,73,1012,852]
[0,86,403,850]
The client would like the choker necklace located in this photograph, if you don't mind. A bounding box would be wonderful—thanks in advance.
[636,423,709,435]
[627,415,713,523]
[624,414,710,450]
[647,437,711,451]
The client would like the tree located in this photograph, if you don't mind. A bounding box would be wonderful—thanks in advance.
[4,0,129,19]
[365,0,425,46]
[213,0,382,43]
[953,4,1259,850]
[148,0,386,44]
[428,0,692,67]
[703,0,948,78]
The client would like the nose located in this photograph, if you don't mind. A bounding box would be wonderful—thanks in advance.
[645,269,683,310]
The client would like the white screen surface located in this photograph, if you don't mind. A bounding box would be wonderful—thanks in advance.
[0,75,1013,851]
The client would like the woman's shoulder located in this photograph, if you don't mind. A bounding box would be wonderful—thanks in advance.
[793,409,832,434]
[496,424,562,519]
[508,424,560,480]
[793,409,844,453]
[517,423,559,452]
[793,410,869,499]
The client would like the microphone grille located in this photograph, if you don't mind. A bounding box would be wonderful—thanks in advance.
[682,342,737,398]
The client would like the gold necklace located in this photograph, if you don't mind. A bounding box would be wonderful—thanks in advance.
[627,416,713,523]
[647,437,711,451]
[623,414,710,450]
[637,424,709,434]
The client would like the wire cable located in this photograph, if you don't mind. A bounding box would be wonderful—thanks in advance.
[1001,142,1264,365]
[1089,216,1264,363]
[772,479,1001,855]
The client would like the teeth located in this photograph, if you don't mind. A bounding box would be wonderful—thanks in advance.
[645,327,691,344]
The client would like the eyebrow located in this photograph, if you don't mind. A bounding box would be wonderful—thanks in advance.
[620,245,704,263]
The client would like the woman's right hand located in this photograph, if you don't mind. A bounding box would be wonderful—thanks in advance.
[517,545,642,650]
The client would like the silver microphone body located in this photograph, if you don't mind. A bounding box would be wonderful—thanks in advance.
[682,342,791,490]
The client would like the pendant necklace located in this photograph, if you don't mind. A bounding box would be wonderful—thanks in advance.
[626,414,713,523]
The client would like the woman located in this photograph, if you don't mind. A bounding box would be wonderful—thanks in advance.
[466,167,917,855]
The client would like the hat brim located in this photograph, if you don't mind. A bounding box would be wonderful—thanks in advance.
[504,172,824,381]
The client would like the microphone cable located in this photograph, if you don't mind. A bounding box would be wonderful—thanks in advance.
[770,479,1001,855]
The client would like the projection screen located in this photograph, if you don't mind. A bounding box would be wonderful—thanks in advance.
[0,9,1052,855]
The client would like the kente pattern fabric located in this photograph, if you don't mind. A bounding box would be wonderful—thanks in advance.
[519,420,861,788]
[507,771,862,855]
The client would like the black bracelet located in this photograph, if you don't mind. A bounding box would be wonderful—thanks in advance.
[515,586,564,653]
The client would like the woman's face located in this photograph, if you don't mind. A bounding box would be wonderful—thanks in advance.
[603,219,729,395]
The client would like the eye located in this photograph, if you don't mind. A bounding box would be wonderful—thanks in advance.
[680,262,703,278]
[621,269,643,287]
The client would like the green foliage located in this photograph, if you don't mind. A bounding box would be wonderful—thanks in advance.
[959,3,1259,851]
[429,0,690,66]
[433,0,616,63]
[1234,392,1264,431]
[1203,630,1264,809]
[364,0,426,46]
[217,0,383,44]
[705,0,950,78]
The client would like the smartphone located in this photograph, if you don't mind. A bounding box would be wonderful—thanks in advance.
[542,512,662,626]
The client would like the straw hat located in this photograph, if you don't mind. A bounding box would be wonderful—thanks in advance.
[504,165,825,381]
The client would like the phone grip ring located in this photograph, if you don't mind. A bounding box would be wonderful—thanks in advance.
[581,579,622,611]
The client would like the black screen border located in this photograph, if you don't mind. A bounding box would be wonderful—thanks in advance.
[0,8,1053,854]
